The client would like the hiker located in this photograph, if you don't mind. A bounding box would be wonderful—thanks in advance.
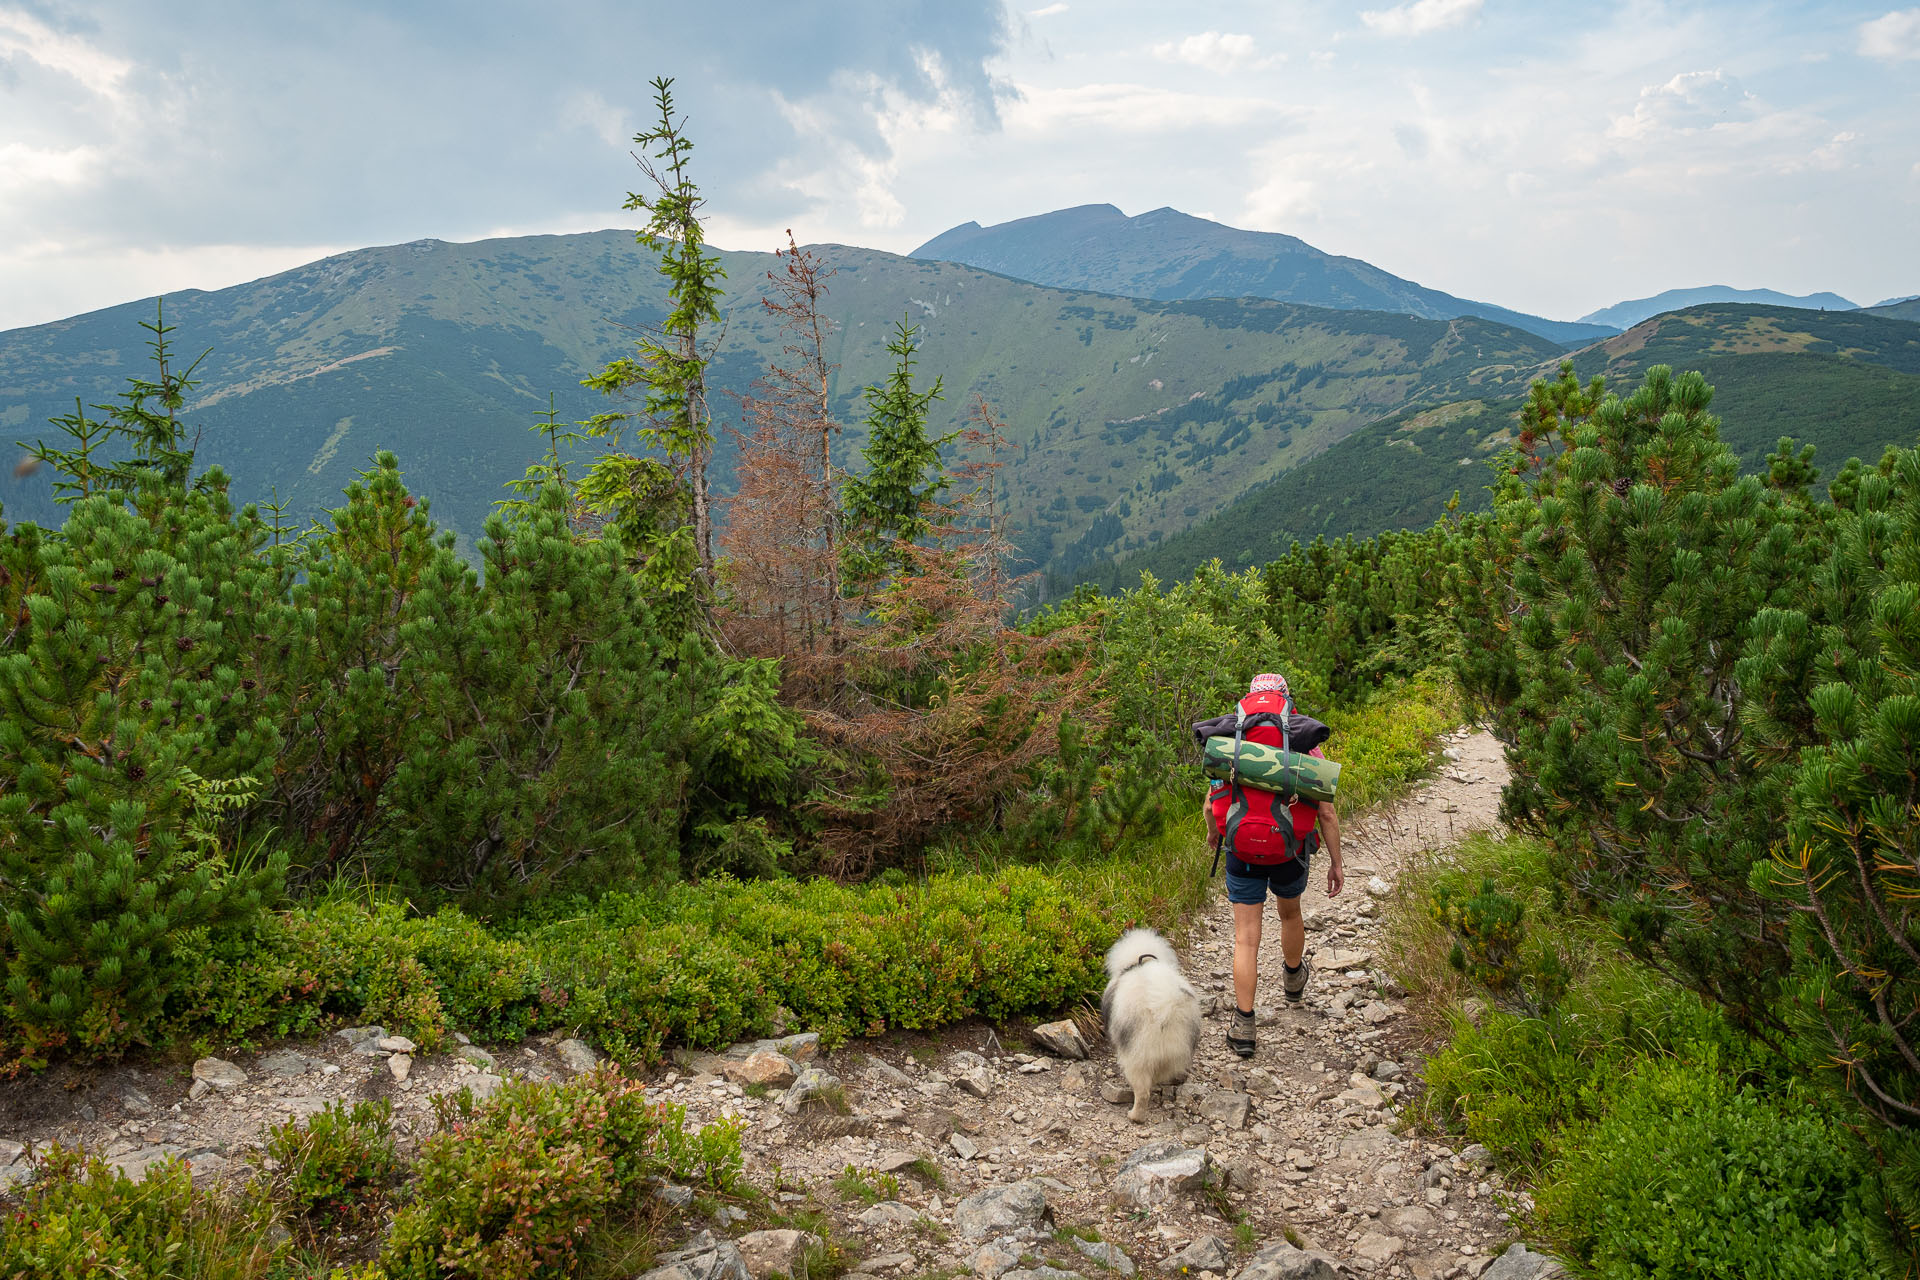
[1203,672,1343,1058]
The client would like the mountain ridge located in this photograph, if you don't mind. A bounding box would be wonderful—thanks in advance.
[911,204,1615,346]
[1578,285,1861,330]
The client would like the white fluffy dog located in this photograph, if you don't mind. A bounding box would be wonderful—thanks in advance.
[1100,928,1202,1124]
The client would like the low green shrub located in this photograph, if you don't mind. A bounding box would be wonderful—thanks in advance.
[1320,674,1457,813]
[259,1096,399,1246]
[1538,1061,1879,1278]
[380,1066,739,1280]
[0,1146,282,1279]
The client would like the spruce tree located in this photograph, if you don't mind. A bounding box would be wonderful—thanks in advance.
[841,317,948,593]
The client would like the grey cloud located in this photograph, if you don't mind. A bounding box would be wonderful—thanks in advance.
[2,0,1011,252]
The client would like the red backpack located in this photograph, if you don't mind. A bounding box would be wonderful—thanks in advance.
[1209,690,1322,864]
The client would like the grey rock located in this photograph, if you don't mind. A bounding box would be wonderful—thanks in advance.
[0,1140,24,1167]
[556,1037,600,1073]
[779,1067,843,1115]
[388,1053,413,1082]
[1242,1067,1281,1098]
[187,1079,210,1101]
[456,1043,495,1069]
[875,1149,925,1173]
[187,1153,233,1187]
[866,1056,915,1087]
[858,1201,924,1229]
[1479,1245,1567,1280]
[1074,1237,1136,1275]
[737,1228,822,1278]
[259,1049,318,1078]
[675,1048,728,1074]
[191,1057,247,1093]
[335,1024,385,1046]
[1197,1091,1251,1130]
[639,1231,753,1280]
[1353,1233,1404,1266]
[867,1254,918,1273]
[1060,1062,1097,1093]
[953,1180,1053,1239]
[1336,1128,1397,1160]
[1113,1140,1211,1208]
[950,1132,980,1160]
[0,1161,33,1193]
[729,1033,821,1063]
[654,1183,696,1209]
[1157,1234,1228,1274]
[107,1144,186,1181]
[463,1072,505,1101]
[972,1236,1026,1279]
[723,1052,800,1088]
[1369,1060,1403,1082]
[955,1066,994,1099]
[1378,1205,1433,1236]
[116,1086,154,1116]
[714,1206,750,1227]
[377,1034,418,1053]
[1099,1080,1133,1106]
[1030,1020,1089,1060]
[1233,1241,1345,1280]
[948,1051,989,1071]
[1003,1270,1082,1280]
[1459,1143,1493,1170]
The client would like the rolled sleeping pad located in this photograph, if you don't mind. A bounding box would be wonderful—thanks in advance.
[1202,735,1341,803]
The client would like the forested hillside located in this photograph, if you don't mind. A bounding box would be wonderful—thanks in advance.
[0,234,1562,578]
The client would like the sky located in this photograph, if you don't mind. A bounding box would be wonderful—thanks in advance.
[2,0,1917,332]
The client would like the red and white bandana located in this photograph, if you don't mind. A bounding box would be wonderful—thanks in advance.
[1249,673,1289,696]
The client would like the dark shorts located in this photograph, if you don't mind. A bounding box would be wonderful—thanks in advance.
[1225,850,1310,905]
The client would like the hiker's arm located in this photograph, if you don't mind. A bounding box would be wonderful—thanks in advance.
[1321,804,1344,897]
[1204,791,1222,849]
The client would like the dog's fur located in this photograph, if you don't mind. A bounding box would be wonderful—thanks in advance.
[1099,928,1202,1123]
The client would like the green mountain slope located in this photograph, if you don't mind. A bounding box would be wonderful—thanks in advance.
[1086,304,1920,590]
[1867,297,1920,323]
[0,230,1562,577]
[911,204,1616,346]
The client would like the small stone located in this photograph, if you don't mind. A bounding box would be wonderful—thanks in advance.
[1002,1269,1082,1280]
[335,1025,385,1046]
[188,1079,209,1101]
[1478,1244,1567,1279]
[388,1054,413,1082]
[1458,997,1490,1026]
[637,1229,753,1280]
[1371,1060,1404,1082]
[1242,1068,1281,1098]
[464,1072,505,1101]
[723,1052,799,1088]
[556,1038,600,1073]
[1354,1233,1404,1266]
[1366,876,1392,898]
[1232,1242,1343,1280]
[866,1056,914,1087]
[951,1131,980,1160]
[1061,1062,1097,1093]
[867,1253,918,1273]
[655,1183,697,1209]
[1459,1143,1493,1170]
[1158,1234,1228,1274]
[1031,1020,1089,1060]
[858,1201,924,1229]
[779,1067,842,1115]
[107,1144,186,1181]
[376,1035,417,1053]
[1337,1078,1386,1109]
[973,1237,1026,1279]
[1075,1238,1137,1276]
[320,1063,341,1076]
[259,1049,318,1078]
[456,1043,495,1069]
[1361,1002,1396,1025]
[117,1086,154,1116]
[953,1180,1053,1238]
[1197,1092,1251,1130]
[1100,1080,1134,1106]
[1113,1140,1211,1209]
[955,1066,994,1099]
[0,1140,24,1167]
[875,1150,924,1173]
[1314,948,1372,972]
[735,1228,820,1279]
[191,1057,247,1093]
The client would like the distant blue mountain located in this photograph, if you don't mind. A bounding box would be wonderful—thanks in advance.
[1579,286,1860,329]
[911,204,1616,346]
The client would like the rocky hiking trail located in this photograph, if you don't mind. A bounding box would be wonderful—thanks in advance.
[0,730,1563,1280]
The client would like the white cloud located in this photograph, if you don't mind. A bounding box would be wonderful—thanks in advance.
[0,141,104,191]
[1029,3,1069,16]
[1859,9,1920,60]
[1608,69,1756,140]
[0,7,132,101]
[1004,82,1282,133]
[559,90,632,150]
[1151,32,1270,73]
[1359,0,1483,38]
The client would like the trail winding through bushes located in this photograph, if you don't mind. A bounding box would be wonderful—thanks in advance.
[0,731,1537,1279]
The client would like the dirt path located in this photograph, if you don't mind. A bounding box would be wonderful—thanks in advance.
[0,731,1519,1280]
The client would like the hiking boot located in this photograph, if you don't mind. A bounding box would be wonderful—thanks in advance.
[1227,1008,1256,1058]
[1283,958,1312,1003]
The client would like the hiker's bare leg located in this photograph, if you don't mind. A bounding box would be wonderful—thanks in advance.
[1275,894,1305,968]
[1232,901,1264,1010]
